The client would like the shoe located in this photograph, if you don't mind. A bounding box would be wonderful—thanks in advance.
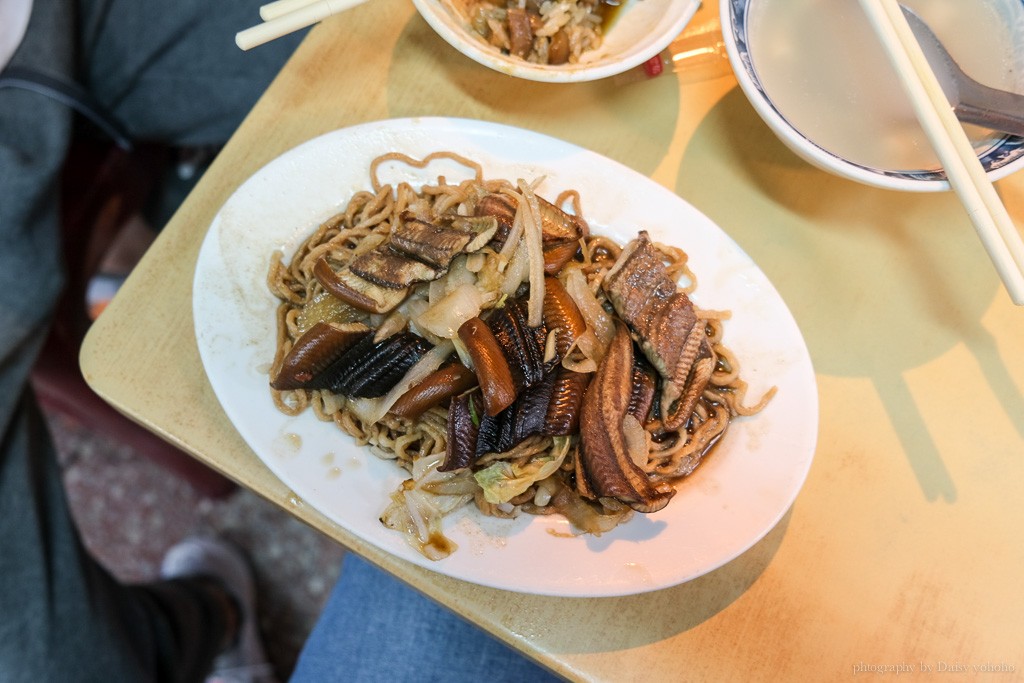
[86,273,126,320]
[86,212,156,320]
[160,536,278,683]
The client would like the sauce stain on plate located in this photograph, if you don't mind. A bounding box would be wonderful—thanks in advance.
[272,431,302,459]
[619,561,654,585]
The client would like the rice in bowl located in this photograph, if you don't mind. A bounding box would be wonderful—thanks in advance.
[456,0,620,65]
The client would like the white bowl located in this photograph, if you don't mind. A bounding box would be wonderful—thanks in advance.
[720,0,1024,192]
[413,0,701,83]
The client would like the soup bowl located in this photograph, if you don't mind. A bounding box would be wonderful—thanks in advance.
[720,0,1024,191]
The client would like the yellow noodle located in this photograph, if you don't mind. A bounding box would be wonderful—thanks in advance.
[474,435,552,466]
[370,151,484,193]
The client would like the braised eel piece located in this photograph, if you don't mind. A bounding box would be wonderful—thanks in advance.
[441,365,589,473]
[577,323,676,514]
[458,316,517,416]
[348,245,439,289]
[542,276,587,359]
[389,362,478,421]
[440,390,483,472]
[602,231,716,431]
[271,322,432,399]
[313,212,497,315]
[271,322,371,390]
[456,293,552,416]
[323,331,433,398]
[473,194,516,241]
[486,297,550,394]
[542,369,591,437]
[474,369,557,457]
[440,288,590,469]
[628,355,659,425]
[313,258,410,315]
[473,191,586,271]
[390,212,487,270]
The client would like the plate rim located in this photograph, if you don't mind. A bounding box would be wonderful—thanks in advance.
[192,116,819,597]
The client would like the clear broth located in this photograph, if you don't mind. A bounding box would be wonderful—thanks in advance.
[747,0,1024,171]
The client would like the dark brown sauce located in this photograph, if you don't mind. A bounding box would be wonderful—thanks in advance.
[599,0,626,32]
[424,532,455,556]
[688,398,727,461]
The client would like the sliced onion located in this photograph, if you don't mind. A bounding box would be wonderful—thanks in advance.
[351,231,387,256]
[498,195,525,260]
[500,238,530,298]
[533,475,559,507]
[546,475,633,536]
[451,336,473,369]
[562,268,614,352]
[345,395,385,424]
[428,254,477,305]
[317,389,346,416]
[427,277,446,306]
[543,328,558,363]
[419,476,481,496]
[621,414,650,468]
[412,449,446,479]
[473,250,505,294]
[379,484,466,562]
[561,329,600,373]
[373,309,408,342]
[444,255,477,290]
[415,283,487,340]
[464,251,486,273]
[518,179,546,328]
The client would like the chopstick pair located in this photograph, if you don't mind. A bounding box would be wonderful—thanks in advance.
[236,0,369,51]
[859,0,1024,305]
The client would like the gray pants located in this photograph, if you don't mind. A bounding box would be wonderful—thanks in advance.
[0,0,301,679]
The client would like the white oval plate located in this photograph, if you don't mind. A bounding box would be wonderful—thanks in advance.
[193,117,818,597]
[412,0,701,82]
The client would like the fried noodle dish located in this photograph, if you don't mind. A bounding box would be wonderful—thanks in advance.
[267,152,774,560]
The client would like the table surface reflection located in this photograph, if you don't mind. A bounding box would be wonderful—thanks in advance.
[81,1,1024,680]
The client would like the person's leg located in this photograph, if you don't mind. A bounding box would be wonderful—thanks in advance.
[79,0,306,147]
[0,387,238,683]
[0,1,244,680]
[290,555,565,683]
[76,0,307,241]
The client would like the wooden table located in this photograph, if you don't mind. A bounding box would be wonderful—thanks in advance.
[81,1,1024,679]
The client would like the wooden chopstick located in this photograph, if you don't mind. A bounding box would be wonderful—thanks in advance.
[859,0,1024,305]
[236,0,370,51]
[260,0,320,21]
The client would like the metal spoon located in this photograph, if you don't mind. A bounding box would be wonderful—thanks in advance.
[900,4,1024,137]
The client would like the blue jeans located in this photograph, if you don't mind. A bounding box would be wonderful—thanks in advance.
[291,555,564,683]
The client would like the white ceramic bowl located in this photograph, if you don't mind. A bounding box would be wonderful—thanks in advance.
[413,0,701,83]
[720,0,1024,192]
